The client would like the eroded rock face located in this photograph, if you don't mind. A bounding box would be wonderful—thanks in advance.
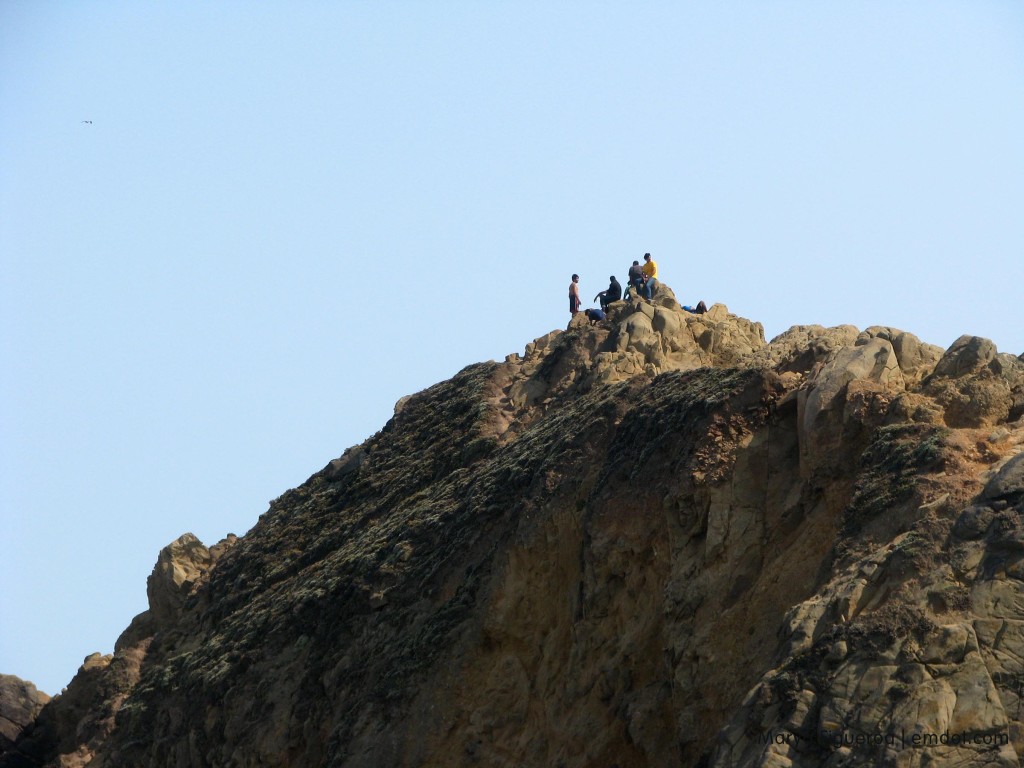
[4,289,1023,768]
[712,434,1024,767]
[1,534,237,768]
[146,533,214,627]
[0,676,49,754]
[797,337,904,478]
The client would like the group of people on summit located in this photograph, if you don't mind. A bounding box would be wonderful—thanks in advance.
[569,253,659,322]
[569,253,706,324]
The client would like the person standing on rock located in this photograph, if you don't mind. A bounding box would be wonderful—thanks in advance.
[640,252,658,301]
[627,260,644,299]
[569,274,581,316]
[593,275,622,310]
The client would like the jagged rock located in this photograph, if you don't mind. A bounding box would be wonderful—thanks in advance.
[0,533,243,768]
[922,336,1023,427]
[0,675,49,753]
[752,324,861,374]
[685,304,765,365]
[146,533,213,627]
[1,652,140,768]
[10,300,1024,768]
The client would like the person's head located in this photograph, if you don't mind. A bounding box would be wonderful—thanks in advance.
[644,253,651,262]
[609,275,616,282]
[632,260,639,266]
[572,274,579,282]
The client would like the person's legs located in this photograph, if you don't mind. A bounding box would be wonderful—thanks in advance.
[642,279,654,300]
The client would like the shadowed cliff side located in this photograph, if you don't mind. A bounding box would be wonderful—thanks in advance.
[4,284,1024,768]
[0,677,48,757]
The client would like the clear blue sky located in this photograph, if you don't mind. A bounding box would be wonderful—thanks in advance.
[2,2,1022,696]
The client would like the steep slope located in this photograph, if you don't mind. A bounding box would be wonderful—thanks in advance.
[4,285,1024,768]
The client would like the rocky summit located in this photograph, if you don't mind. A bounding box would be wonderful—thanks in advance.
[4,283,1024,768]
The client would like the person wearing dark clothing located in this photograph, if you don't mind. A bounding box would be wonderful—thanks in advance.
[627,260,644,298]
[584,307,606,324]
[682,300,708,314]
[593,276,622,310]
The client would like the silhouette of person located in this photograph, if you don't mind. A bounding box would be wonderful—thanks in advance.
[594,276,622,310]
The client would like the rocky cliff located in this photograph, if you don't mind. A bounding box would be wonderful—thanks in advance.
[4,284,1024,768]
[0,677,48,757]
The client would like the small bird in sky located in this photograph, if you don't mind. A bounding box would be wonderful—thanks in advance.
[81,120,92,124]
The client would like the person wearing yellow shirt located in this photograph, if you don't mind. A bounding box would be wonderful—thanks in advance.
[640,252,658,300]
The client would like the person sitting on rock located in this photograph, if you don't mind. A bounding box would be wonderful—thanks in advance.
[627,260,644,299]
[640,253,658,301]
[593,276,622,310]
[584,307,606,324]
[569,274,581,316]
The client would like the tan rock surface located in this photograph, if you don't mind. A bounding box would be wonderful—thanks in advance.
[4,290,1023,768]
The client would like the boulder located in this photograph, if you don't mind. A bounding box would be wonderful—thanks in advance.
[910,335,1024,428]
[858,326,944,387]
[923,368,1019,430]
[651,306,681,337]
[146,533,213,627]
[616,310,663,367]
[800,339,903,433]
[795,338,905,478]
[932,335,998,379]
[324,445,366,481]
[0,674,49,752]
[984,453,1024,502]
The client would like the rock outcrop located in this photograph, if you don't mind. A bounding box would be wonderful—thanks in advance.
[0,676,48,755]
[4,535,236,768]
[4,283,1024,768]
